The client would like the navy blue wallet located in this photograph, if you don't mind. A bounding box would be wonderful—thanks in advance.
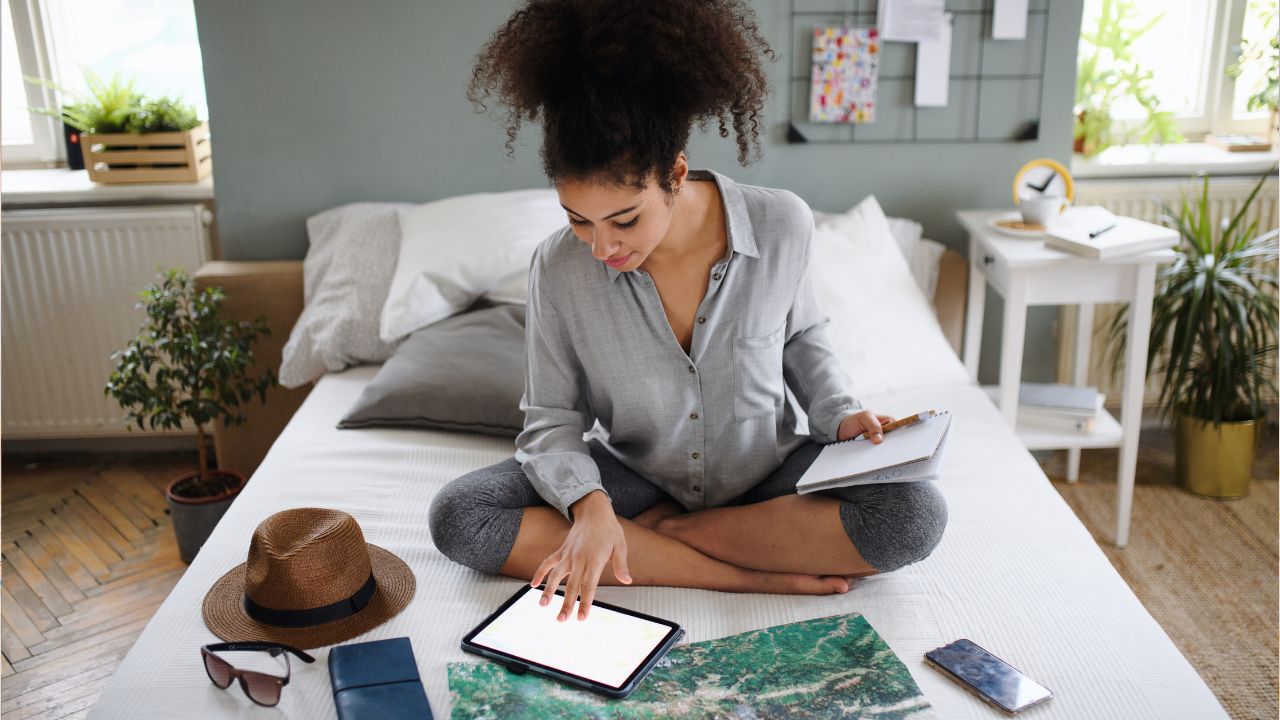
[328,637,433,720]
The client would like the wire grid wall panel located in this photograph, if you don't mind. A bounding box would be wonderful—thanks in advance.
[788,0,1050,144]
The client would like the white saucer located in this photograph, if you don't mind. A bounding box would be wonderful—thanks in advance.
[986,211,1048,239]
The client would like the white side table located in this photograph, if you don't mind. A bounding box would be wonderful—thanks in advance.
[957,210,1177,548]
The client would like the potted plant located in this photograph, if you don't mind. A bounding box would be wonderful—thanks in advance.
[106,268,277,562]
[1225,0,1279,149]
[1100,167,1279,498]
[1074,0,1182,158]
[25,69,210,182]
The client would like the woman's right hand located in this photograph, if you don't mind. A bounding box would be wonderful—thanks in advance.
[530,490,632,622]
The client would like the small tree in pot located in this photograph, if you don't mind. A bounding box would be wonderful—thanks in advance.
[1101,167,1279,498]
[106,268,276,562]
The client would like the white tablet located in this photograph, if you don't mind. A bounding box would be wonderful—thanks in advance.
[461,584,684,699]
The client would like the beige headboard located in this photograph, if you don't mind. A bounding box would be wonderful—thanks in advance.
[195,248,968,477]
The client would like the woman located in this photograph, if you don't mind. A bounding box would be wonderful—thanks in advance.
[430,0,947,623]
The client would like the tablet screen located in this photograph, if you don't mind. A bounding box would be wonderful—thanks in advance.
[469,586,675,689]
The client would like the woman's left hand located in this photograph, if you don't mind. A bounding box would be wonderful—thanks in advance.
[837,410,894,443]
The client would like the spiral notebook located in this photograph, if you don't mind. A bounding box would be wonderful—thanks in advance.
[796,411,953,493]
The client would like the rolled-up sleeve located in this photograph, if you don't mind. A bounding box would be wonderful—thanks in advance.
[514,243,610,522]
[782,209,862,444]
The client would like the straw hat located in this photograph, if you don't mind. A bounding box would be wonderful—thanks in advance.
[202,508,415,649]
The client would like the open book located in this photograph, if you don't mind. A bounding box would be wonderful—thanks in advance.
[796,411,953,493]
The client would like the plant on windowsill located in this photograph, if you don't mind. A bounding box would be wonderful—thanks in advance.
[1225,0,1279,149]
[1074,0,1183,158]
[25,68,210,183]
[105,268,277,563]
[1099,166,1279,498]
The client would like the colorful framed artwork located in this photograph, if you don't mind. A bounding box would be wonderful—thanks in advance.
[809,26,880,124]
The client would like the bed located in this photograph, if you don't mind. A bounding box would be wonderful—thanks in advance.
[87,196,1229,719]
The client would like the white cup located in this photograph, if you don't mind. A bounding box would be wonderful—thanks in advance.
[1019,195,1071,226]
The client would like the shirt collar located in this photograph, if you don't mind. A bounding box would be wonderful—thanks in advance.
[605,167,760,282]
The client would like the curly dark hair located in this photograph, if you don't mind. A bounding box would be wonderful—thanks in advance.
[467,0,775,193]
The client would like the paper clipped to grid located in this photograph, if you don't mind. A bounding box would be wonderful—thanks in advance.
[796,410,953,493]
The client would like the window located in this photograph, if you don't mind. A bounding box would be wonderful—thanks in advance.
[3,0,35,147]
[2,0,207,168]
[1226,0,1278,121]
[1080,0,1274,141]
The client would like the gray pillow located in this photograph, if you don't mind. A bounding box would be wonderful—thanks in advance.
[279,202,414,388]
[338,303,527,436]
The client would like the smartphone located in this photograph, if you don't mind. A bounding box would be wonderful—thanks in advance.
[924,639,1053,715]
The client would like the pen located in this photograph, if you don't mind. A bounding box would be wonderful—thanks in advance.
[875,410,938,437]
[1088,222,1117,238]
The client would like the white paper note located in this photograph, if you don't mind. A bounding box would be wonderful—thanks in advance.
[915,12,952,107]
[877,0,945,43]
[993,0,1029,39]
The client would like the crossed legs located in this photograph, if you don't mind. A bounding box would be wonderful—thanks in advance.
[429,439,947,595]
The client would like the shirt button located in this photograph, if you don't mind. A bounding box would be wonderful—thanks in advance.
[697,316,706,324]
[691,452,700,460]
[712,273,722,281]
[688,366,696,374]
[690,412,699,420]
[692,485,702,493]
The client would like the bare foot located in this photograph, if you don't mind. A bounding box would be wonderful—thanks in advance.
[750,571,853,595]
[631,500,687,531]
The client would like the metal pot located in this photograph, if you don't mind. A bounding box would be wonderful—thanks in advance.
[1174,410,1262,499]
[166,469,246,563]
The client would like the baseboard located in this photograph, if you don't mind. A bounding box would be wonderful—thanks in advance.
[3,433,200,455]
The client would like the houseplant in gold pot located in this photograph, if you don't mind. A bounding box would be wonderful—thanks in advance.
[1102,167,1279,498]
[106,269,276,562]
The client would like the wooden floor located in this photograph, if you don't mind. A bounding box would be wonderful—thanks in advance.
[0,453,192,720]
[0,420,1276,719]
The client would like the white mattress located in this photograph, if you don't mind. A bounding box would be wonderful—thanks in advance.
[89,365,1227,719]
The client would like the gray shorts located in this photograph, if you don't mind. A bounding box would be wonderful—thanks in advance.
[429,438,947,575]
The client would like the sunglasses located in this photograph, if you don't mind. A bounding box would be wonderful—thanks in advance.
[201,642,316,707]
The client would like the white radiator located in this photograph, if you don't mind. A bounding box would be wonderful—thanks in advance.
[2,204,212,439]
[1063,176,1279,407]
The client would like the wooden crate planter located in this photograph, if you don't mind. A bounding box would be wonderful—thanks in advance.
[83,121,212,184]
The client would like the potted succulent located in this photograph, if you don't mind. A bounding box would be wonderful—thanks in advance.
[1074,0,1182,158]
[1100,167,1279,498]
[106,268,277,562]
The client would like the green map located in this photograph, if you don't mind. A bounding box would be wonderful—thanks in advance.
[448,612,936,719]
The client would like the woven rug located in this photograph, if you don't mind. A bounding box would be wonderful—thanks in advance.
[1039,413,1278,720]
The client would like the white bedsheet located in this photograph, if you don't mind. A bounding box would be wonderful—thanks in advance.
[89,366,1227,719]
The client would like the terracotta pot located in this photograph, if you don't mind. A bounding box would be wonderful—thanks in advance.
[166,469,246,563]
[1073,111,1087,155]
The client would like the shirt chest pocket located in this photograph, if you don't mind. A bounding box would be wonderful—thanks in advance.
[733,324,786,422]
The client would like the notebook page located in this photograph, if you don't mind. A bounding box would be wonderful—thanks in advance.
[796,412,952,491]
[797,433,950,493]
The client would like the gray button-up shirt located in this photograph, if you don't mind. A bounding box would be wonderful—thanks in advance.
[514,168,862,522]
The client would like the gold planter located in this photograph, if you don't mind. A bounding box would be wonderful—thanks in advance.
[1174,410,1262,499]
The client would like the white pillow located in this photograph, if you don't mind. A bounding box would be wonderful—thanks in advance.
[811,195,970,397]
[379,189,566,342]
[279,202,412,388]
[885,215,923,261]
[911,238,948,300]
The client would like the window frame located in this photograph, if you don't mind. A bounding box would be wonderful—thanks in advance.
[1102,0,1272,141]
[1210,0,1273,134]
[4,0,65,168]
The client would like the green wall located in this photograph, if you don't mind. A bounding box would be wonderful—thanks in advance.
[193,0,1084,384]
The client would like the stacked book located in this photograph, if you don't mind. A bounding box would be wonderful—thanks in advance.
[1043,206,1179,260]
[983,383,1105,434]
